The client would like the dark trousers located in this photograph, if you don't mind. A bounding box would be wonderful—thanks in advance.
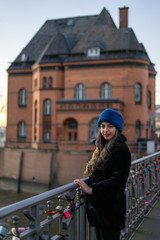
[95,226,120,240]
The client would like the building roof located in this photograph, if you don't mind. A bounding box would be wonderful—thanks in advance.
[8,7,155,71]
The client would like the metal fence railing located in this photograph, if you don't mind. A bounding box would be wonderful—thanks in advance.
[0,151,160,240]
[123,151,160,239]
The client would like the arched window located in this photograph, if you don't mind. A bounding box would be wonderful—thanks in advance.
[147,90,151,109]
[19,89,27,107]
[49,77,53,88]
[101,83,111,99]
[43,77,47,88]
[135,83,142,104]
[135,120,141,142]
[90,118,99,140]
[75,84,85,99]
[18,121,27,139]
[44,99,52,115]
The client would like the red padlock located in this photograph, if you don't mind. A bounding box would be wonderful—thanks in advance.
[50,211,58,215]
[63,212,71,219]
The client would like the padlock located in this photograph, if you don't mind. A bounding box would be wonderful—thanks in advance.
[0,226,7,238]
[62,212,73,229]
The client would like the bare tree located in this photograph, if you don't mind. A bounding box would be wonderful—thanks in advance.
[0,91,7,119]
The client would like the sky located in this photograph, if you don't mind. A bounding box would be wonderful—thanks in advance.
[0,0,160,126]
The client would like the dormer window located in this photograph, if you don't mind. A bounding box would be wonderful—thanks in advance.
[67,19,74,26]
[21,53,28,62]
[88,48,100,57]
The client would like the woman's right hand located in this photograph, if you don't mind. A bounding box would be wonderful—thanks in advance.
[74,179,92,194]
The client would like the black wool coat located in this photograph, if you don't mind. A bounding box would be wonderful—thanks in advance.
[87,134,131,230]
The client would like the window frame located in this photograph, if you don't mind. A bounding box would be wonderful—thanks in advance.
[43,132,51,143]
[101,83,111,99]
[43,77,47,88]
[88,47,100,57]
[90,118,99,141]
[135,120,141,142]
[44,99,52,116]
[18,121,27,141]
[75,83,85,100]
[49,76,53,88]
[147,90,151,109]
[19,89,27,107]
[135,83,142,104]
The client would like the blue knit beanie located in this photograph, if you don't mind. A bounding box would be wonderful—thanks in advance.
[97,109,124,132]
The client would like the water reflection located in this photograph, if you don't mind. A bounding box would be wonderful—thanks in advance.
[0,189,62,237]
[0,189,34,208]
[0,189,35,230]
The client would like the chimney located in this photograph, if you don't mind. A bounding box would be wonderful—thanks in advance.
[119,6,129,28]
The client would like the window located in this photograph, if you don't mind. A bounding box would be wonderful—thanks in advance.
[43,77,47,88]
[43,132,51,142]
[88,48,100,57]
[18,121,26,140]
[67,19,74,26]
[68,132,72,141]
[21,53,28,62]
[90,118,99,140]
[35,100,37,125]
[43,115,52,143]
[44,99,52,115]
[34,127,37,142]
[147,91,151,109]
[135,83,142,104]
[68,121,77,129]
[19,89,27,107]
[49,77,53,88]
[64,119,78,141]
[101,83,111,99]
[75,84,85,99]
[135,120,141,141]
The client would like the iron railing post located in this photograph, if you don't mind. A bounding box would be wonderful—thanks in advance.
[79,193,86,240]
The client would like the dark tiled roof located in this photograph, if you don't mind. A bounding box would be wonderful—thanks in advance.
[8,7,155,70]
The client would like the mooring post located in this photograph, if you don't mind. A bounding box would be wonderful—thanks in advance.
[48,152,54,190]
[17,151,24,193]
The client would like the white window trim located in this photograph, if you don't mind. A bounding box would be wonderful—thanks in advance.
[88,48,100,57]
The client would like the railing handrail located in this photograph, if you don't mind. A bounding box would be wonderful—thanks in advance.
[0,177,88,219]
[1,151,160,219]
[131,151,160,165]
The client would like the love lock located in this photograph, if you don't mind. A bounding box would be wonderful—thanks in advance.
[62,211,73,230]
[0,226,8,240]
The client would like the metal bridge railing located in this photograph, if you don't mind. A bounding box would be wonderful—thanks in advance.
[0,151,160,240]
[123,151,160,240]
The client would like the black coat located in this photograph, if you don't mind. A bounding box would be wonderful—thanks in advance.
[87,134,131,230]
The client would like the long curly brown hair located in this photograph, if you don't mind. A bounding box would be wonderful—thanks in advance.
[84,128,120,177]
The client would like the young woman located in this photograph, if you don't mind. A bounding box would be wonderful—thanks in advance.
[74,109,131,240]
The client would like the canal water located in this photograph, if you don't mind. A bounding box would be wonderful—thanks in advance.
[0,188,66,237]
[0,188,35,231]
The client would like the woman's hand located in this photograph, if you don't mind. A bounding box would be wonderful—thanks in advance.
[74,179,92,194]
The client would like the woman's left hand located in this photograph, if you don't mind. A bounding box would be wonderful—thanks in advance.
[74,179,92,194]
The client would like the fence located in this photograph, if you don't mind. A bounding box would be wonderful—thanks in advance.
[0,151,160,240]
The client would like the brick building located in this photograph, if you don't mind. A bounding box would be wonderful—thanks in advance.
[6,7,156,151]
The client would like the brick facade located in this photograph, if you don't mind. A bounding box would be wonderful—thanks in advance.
[6,7,156,151]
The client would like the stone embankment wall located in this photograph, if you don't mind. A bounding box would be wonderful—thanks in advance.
[0,148,91,192]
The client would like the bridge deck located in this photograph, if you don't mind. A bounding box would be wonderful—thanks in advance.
[132,199,160,240]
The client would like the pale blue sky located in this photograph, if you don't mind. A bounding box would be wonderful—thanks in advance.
[0,0,160,107]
